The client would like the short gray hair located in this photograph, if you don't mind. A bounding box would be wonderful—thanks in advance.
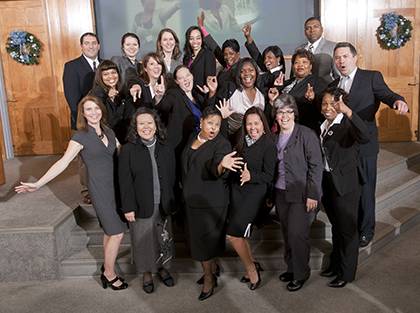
[272,94,299,121]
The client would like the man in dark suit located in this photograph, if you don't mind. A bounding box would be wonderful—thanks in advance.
[296,17,338,83]
[63,32,100,130]
[63,32,100,204]
[330,42,409,247]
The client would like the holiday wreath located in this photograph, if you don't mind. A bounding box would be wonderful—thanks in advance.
[376,12,413,50]
[6,31,42,65]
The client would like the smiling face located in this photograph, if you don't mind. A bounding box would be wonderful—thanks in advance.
[223,47,240,67]
[136,113,156,141]
[275,107,295,132]
[293,56,312,79]
[304,19,323,43]
[83,100,102,126]
[334,47,357,76]
[81,35,100,60]
[101,68,119,88]
[189,29,202,54]
[144,56,163,81]
[264,51,280,70]
[122,36,139,58]
[245,113,264,141]
[321,93,338,122]
[160,31,176,54]
[175,67,193,92]
[240,62,257,88]
[200,114,221,140]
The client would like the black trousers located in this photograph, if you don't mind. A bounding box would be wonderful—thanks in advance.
[358,155,377,239]
[322,172,360,282]
[275,189,315,280]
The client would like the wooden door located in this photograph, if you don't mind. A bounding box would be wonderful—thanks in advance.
[321,0,419,141]
[0,0,65,155]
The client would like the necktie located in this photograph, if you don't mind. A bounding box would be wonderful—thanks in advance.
[308,44,314,53]
[93,61,97,71]
[339,76,350,93]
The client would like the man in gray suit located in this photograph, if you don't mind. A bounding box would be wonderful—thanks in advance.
[296,17,338,83]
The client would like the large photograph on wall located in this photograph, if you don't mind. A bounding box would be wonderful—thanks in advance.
[95,0,318,58]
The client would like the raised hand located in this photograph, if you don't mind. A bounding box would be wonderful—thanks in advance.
[196,84,209,94]
[108,87,119,100]
[15,182,40,194]
[242,24,253,43]
[221,151,244,172]
[333,95,352,117]
[268,87,279,105]
[304,83,315,101]
[274,72,284,86]
[154,75,166,99]
[240,163,251,186]
[216,98,234,119]
[206,76,218,94]
[130,84,142,102]
[197,11,205,28]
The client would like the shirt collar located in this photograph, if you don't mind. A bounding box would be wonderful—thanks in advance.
[83,54,99,69]
[270,65,283,74]
[307,37,323,51]
[320,112,344,137]
[341,67,358,80]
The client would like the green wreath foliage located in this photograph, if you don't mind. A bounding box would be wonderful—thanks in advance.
[6,31,42,65]
[376,12,413,50]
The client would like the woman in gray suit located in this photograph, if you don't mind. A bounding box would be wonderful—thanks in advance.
[273,94,323,292]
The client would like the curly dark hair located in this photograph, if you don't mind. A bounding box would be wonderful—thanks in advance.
[235,57,259,91]
[291,48,315,66]
[321,86,349,105]
[126,107,167,143]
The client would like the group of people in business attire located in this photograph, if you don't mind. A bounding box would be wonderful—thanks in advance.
[15,13,409,301]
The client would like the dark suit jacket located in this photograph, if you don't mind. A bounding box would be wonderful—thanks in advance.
[126,73,156,109]
[118,139,176,218]
[321,113,369,196]
[183,47,216,91]
[158,87,205,157]
[275,124,323,203]
[63,55,97,129]
[181,133,231,209]
[280,74,327,133]
[329,68,405,156]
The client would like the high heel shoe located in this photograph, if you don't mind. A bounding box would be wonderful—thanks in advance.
[198,274,217,301]
[249,265,261,290]
[240,262,263,283]
[196,263,221,284]
[100,265,125,281]
[100,274,128,290]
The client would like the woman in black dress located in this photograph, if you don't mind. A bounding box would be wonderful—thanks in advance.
[181,106,243,301]
[16,96,128,290]
[227,107,277,290]
[119,107,176,294]
[319,87,369,288]
[182,26,216,94]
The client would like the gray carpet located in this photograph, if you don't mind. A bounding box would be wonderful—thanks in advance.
[1,223,419,313]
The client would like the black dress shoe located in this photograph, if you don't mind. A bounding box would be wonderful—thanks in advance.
[286,279,307,292]
[278,272,293,282]
[142,280,154,294]
[320,268,337,278]
[100,274,128,290]
[328,277,347,288]
[198,275,217,301]
[359,235,371,247]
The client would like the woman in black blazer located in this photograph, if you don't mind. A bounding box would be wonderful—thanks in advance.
[126,52,167,111]
[181,106,243,301]
[182,26,216,94]
[273,94,323,292]
[319,87,369,288]
[227,107,277,290]
[89,60,129,142]
[119,107,176,294]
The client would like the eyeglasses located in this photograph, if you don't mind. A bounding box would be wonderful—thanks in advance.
[276,110,294,115]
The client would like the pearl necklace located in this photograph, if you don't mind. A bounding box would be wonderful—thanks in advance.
[197,133,207,143]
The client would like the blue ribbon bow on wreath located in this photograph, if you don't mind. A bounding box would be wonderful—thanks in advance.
[6,30,42,65]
